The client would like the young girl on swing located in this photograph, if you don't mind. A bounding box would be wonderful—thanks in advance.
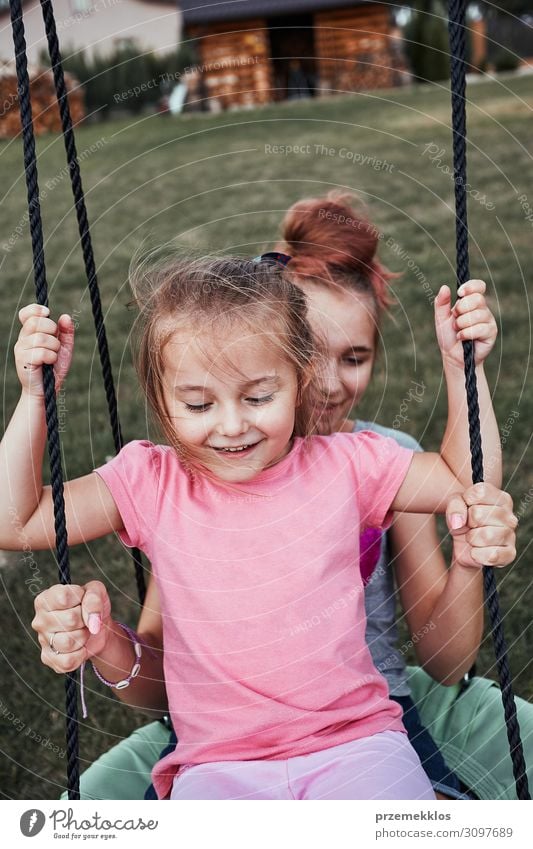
[46,194,522,802]
[1,252,516,800]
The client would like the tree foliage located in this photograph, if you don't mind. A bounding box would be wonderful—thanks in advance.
[403,1,451,83]
[39,43,196,118]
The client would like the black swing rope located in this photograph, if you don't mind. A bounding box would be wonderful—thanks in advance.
[37,0,146,609]
[7,0,528,802]
[9,0,80,801]
[9,0,145,799]
[448,0,529,799]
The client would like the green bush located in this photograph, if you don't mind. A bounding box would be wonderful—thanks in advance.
[404,1,451,84]
[39,43,197,118]
[493,48,521,73]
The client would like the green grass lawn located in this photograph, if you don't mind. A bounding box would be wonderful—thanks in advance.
[1,75,532,799]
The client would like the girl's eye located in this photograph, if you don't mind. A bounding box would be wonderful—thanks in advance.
[185,403,211,413]
[246,394,274,406]
[344,357,364,367]
[184,396,273,412]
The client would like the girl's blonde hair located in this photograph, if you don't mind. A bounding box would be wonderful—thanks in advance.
[129,253,322,469]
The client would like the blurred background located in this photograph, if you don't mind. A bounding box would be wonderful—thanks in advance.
[1,0,532,799]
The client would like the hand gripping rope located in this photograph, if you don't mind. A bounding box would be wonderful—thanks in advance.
[8,0,529,801]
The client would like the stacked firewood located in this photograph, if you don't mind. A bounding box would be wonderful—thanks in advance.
[0,64,84,139]
[315,6,404,93]
[190,21,273,110]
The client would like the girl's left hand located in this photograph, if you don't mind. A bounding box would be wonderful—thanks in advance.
[446,483,518,569]
[434,279,497,368]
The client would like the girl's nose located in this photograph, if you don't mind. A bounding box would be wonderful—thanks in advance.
[216,404,250,438]
[319,359,343,398]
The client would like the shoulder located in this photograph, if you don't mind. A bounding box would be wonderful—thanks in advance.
[303,431,413,469]
[115,439,169,467]
[98,440,178,480]
[316,430,415,530]
[305,430,413,452]
[354,420,423,454]
[119,439,164,455]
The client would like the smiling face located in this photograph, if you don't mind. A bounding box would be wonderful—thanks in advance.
[298,281,377,434]
[160,323,300,483]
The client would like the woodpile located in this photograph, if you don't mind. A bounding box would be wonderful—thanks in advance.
[189,20,273,110]
[315,5,405,93]
[0,64,84,139]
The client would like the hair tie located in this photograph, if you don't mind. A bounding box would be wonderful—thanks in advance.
[253,252,292,267]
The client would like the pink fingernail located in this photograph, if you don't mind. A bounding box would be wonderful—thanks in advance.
[88,613,101,635]
[451,513,464,530]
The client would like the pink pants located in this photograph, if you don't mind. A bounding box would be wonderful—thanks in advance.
[170,731,436,800]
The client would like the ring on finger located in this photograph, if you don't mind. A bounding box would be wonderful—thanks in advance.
[49,632,62,655]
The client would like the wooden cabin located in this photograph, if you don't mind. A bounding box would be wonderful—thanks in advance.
[180,1,406,110]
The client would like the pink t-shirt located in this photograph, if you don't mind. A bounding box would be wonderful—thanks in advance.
[95,431,414,799]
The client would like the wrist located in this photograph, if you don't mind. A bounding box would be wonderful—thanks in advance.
[91,621,141,688]
[449,556,484,582]
[442,356,486,376]
[91,618,129,666]
[79,622,143,719]
[20,388,46,408]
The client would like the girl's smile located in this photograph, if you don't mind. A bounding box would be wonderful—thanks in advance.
[210,440,264,456]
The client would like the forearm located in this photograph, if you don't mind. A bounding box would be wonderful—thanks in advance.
[91,620,168,717]
[0,392,47,546]
[441,361,501,488]
[415,560,484,685]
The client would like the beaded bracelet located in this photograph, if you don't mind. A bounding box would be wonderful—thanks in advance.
[90,622,142,690]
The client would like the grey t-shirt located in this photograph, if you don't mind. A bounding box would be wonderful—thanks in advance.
[355,420,423,697]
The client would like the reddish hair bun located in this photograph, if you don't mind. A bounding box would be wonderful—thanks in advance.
[277,191,397,313]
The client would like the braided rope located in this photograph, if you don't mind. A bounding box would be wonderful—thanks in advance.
[448,0,529,800]
[39,0,146,607]
[9,0,80,800]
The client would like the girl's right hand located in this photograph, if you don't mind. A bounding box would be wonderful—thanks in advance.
[434,280,497,369]
[32,581,112,674]
[15,304,75,397]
